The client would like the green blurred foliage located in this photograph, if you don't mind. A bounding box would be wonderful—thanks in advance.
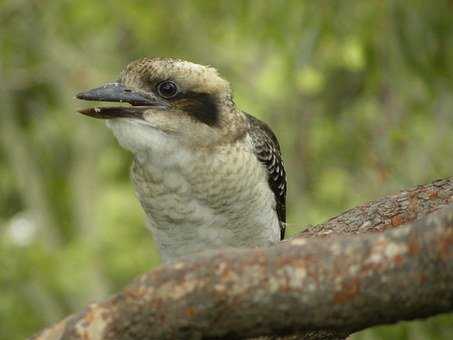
[1,0,452,338]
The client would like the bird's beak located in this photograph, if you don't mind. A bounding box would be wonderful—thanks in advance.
[76,82,166,119]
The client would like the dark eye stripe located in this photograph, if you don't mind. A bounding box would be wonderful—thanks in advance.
[150,78,220,127]
[175,92,219,127]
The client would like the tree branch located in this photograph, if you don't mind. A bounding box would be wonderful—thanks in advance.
[32,178,453,340]
[298,177,453,238]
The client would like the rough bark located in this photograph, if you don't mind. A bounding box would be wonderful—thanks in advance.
[32,177,453,340]
[298,177,453,238]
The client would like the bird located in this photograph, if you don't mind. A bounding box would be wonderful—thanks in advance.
[76,57,286,263]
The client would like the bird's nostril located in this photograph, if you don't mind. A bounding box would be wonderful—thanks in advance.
[124,89,132,93]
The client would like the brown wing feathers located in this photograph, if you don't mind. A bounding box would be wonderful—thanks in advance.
[246,113,287,240]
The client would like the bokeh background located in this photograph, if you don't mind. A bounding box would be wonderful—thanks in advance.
[1,1,453,339]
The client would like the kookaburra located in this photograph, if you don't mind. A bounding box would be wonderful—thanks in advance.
[76,57,286,263]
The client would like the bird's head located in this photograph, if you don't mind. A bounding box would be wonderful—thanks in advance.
[76,58,246,153]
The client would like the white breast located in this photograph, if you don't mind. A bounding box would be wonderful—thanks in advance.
[107,118,280,262]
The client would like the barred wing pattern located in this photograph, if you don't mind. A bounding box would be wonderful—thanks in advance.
[246,113,287,240]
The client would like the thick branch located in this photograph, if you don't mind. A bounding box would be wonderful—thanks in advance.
[33,178,453,340]
[299,177,453,238]
[35,206,453,339]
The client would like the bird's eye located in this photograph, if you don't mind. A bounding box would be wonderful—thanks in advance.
[156,81,178,99]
